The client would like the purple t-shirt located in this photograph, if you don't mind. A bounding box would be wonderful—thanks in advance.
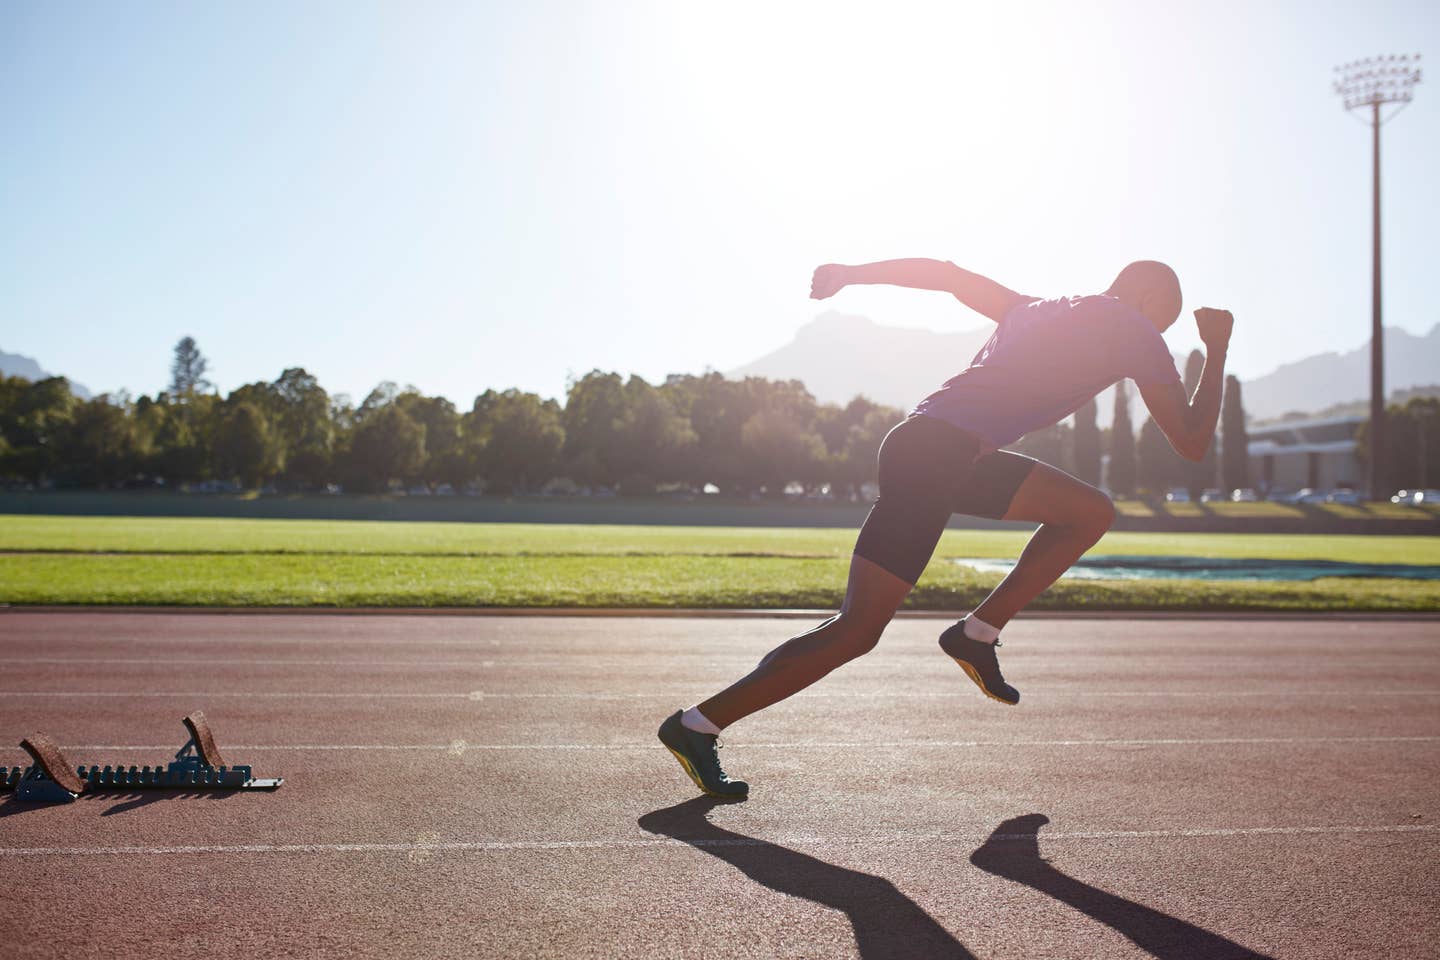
[910,294,1180,449]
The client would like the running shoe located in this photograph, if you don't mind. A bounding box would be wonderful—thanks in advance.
[939,619,1020,705]
[657,710,749,798]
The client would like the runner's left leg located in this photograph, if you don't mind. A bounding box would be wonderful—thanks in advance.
[970,463,1115,629]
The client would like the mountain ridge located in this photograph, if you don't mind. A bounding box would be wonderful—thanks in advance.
[727,312,1440,423]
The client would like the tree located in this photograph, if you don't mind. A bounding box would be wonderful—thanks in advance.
[470,389,566,494]
[57,395,138,488]
[1008,422,1072,473]
[608,375,697,494]
[0,376,78,484]
[739,407,826,496]
[1071,397,1101,487]
[1358,396,1440,493]
[660,372,758,495]
[213,400,283,488]
[169,337,213,399]
[272,368,334,488]
[346,402,426,492]
[1137,416,1181,494]
[1108,380,1136,497]
[1220,374,1249,492]
[562,371,627,488]
[838,404,901,499]
[1182,349,1218,497]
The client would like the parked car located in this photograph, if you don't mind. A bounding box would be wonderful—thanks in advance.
[1326,489,1362,505]
[1230,488,1259,502]
[1199,488,1225,503]
[1164,488,1191,503]
[1265,489,1295,502]
[1391,489,1440,505]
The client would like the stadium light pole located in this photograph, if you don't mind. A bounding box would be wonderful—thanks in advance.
[1333,54,1422,502]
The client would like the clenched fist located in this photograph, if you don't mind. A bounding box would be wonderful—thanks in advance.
[810,264,848,300]
[1194,307,1233,351]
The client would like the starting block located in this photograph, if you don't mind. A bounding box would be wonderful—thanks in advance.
[1,712,283,803]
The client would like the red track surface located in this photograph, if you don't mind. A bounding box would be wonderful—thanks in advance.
[1,611,1437,959]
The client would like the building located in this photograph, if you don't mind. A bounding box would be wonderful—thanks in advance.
[1247,414,1364,493]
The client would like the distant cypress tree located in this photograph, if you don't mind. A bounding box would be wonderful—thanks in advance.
[1138,416,1181,494]
[1109,380,1136,497]
[1072,397,1101,487]
[169,337,212,400]
[1182,349,1218,497]
[1221,374,1249,492]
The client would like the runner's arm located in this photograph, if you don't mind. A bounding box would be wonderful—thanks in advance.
[810,259,1033,323]
[1138,308,1233,462]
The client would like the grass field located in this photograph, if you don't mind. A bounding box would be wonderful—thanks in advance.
[1,514,1437,611]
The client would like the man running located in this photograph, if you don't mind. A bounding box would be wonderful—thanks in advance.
[658,258,1234,798]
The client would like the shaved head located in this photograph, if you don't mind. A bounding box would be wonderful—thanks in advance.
[1105,260,1182,331]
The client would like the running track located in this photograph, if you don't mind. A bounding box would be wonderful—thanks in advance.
[1,611,1436,959]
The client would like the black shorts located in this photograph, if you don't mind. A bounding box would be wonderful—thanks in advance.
[853,414,1038,586]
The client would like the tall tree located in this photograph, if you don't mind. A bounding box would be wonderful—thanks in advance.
[1220,374,1249,492]
[1137,417,1181,494]
[1008,422,1072,473]
[1071,397,1101,487]
[1181,349,1218,497]
[1108,380,1136,497]
[169,337,213,399]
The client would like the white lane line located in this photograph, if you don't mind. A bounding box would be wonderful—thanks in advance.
[1,690,1438,700]
[1,823,1434,857]
[8,735,1438,754]
[0,658,512,668]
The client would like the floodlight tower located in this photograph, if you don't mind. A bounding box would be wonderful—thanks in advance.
[1333,54,1421,502]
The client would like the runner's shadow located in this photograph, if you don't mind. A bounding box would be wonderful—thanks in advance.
[971,813,1274,960]
[638,797,975,960]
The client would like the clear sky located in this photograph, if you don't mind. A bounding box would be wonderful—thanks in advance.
[2,1,1436,408]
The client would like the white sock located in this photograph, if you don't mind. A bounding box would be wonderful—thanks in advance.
[680,706,722,736]
[963,616,1001,645]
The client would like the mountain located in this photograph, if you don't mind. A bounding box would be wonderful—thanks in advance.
[0,349,92,399]
[727,311,1179,425]
[1240,324,1440,422]
[727,311,993,412]
[728,313,1440,424]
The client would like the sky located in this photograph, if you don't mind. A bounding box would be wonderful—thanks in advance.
[2,0,1437,409]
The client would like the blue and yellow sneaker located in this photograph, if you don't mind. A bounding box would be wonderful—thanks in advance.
[657,710,749,799]
[939,619,1020,705]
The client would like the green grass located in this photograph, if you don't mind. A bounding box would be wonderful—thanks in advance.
[1,514,1437,611]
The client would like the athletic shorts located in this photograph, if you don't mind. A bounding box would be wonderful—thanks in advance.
[853,414,1038,586]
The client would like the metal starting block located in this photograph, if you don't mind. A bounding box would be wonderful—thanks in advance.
[1,712,283,803]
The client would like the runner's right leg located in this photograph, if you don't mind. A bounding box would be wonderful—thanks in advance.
[695,553,913,729]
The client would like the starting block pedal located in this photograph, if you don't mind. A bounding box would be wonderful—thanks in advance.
[1,712,283,803]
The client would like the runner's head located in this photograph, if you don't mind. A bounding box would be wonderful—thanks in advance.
[1104,261,1182,332]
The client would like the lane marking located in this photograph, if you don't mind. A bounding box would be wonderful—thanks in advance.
[1,689,1437,700]
[0,658,512,668]
[6,735,1437,754]
[0,823,1434,857]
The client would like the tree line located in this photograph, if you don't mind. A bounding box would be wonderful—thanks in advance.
[0,337,1269,498]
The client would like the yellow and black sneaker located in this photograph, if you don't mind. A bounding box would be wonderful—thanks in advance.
[657,710,749,799]
[939,620,1020,705]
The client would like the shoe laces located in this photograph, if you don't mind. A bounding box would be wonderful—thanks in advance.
[708,736,733,779]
